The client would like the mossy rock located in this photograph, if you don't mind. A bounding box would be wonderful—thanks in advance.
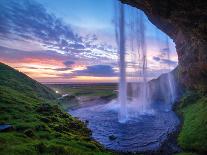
[24,129,35,138]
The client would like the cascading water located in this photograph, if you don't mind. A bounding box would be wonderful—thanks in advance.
[165,36,177,103]
[117,3,127,123]
[137,11,149,113]
[115,2,152,122]
[154,28,177,105]
[128,10,150,114]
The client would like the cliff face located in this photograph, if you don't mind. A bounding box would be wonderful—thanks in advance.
[148,67,183,103]
[121,0,207,91]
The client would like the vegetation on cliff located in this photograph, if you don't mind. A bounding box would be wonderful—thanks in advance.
[176,91,207,155]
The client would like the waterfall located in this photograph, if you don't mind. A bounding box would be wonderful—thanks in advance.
[154,27,177,105]
[128,9,150,114]
[115,2,127,123]
[115,2,151,123]
[138,11,149,113]
[114,2,177,122]
[165,36,176,103]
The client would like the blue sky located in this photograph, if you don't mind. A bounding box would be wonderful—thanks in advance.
[36,0,114,29]
[0,0,177,83]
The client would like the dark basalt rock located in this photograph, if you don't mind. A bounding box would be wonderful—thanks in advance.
[109,135,117,141]
[121,0,207,91]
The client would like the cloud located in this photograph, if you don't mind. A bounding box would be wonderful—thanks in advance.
[15,66,71,71]
[69,43,85,49]
[0,46,64,60]
[54,67,71,71]
[75,65,117,77]
[0,0,82,51]
[63,60,75,67]
[153,56,160,61]
[0,0,116,62]
[161,59,177,65]
[153,56,177,66]
[0,46,75,66]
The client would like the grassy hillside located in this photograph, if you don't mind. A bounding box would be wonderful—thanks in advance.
[0,63,112,155]
[0,63,58,100]
[176,91,207,155]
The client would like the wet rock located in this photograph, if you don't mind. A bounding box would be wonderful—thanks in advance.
[24,129,35,137]
[0,124,13,132]
[109,135,117,141]
[85,120,89,125]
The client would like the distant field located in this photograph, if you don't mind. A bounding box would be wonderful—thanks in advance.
[47,83,118,110]
[47,83,118,98]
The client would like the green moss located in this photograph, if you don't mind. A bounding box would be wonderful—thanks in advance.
[177,91,207,154]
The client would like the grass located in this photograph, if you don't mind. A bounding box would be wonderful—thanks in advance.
[47,84,117,98]
[176,91,207,155]
[0,62,112,155]
[47,84,117,110]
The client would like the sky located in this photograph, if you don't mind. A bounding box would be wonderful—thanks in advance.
[0,0,178,83]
